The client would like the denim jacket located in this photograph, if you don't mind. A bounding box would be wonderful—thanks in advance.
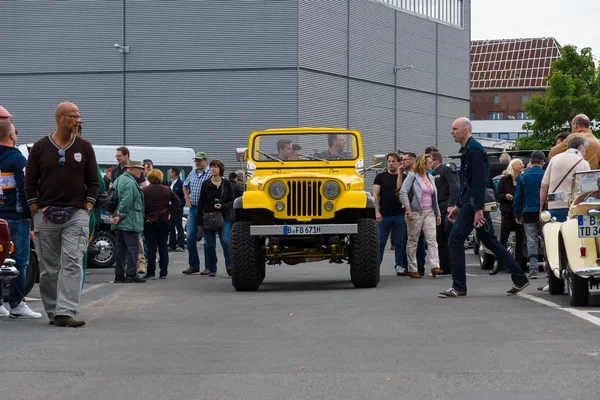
[456,137,491,210]
[512,165,545,218]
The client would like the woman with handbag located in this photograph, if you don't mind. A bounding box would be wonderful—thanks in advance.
[399,154,442,279]
[142,169,181,279]
[196,160,234,277]
[490,158,524,276]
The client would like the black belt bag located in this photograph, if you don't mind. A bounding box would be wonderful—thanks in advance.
[44,206,79,224]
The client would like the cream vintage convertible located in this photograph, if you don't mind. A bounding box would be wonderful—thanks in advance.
[542,169,600,306]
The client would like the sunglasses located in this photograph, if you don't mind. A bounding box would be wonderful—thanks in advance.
[58,149,66,166]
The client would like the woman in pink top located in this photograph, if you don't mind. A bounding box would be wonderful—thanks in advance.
[399,154,442,278]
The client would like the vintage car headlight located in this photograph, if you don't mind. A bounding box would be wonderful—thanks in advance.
[268,181,286,199]
[323,181,341,199]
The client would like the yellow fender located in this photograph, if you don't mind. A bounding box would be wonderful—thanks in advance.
[560,219,597,276]
[542,221,562,278]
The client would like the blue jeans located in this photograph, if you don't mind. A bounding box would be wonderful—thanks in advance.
[186,207,205,271]
[203,221,231,272]
[0,219,31,308]
[378,215,405,269]
[449,203,528,292]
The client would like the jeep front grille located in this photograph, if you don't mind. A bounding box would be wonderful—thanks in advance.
[286,181,323,217]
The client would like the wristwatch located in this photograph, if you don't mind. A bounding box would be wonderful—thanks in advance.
[86,207,93,215]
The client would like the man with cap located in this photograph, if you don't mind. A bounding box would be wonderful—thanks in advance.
[513,151,546,279]
[111,160,146,283]
[182,152,211,274]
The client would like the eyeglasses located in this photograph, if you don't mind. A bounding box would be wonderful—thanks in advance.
[58,149,66,166]
[62,113,81,120]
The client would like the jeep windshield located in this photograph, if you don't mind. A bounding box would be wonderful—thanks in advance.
[252,133,359,162]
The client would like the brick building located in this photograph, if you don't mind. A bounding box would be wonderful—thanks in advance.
[470,37,561,140]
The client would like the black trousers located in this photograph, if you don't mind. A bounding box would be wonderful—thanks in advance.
[499,213,524,265]
[436,211,453,274]
[145,222,170,277]
[115,230,140,277]
[169,210,185,249]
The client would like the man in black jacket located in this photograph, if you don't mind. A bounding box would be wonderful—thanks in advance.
[430,151,460,275]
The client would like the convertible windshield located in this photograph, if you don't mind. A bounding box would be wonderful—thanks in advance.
[252,133,359,162]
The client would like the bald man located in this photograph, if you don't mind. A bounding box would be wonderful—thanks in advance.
[25,102,100,327]
[548,114,600,169]
[439,117,529,298]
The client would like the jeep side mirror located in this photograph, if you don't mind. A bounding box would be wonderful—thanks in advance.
[236,148,248,162]
[372,154,386,166]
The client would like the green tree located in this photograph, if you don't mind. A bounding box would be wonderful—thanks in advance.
[514,45,600,150]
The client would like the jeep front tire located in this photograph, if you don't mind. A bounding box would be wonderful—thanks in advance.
[230,221,264,291]
[349,218,380,288]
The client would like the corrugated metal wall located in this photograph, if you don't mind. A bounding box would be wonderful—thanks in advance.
[298,0,470,163]
[2,0,470,169]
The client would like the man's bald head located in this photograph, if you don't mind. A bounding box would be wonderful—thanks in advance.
[572,114,590,131]
[55,102,78,118]
[54,102,81,135]
[454,117,472,132]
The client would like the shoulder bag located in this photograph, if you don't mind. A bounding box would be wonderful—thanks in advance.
[203,182,225,231]
[465,179,497,213]
[104,179,119,214]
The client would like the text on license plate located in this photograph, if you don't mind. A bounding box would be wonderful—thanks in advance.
[283,225,321,235]
[578,215,600,237]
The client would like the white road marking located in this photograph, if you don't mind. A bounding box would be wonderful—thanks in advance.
[81,283,105,295]
[520,293,600,327]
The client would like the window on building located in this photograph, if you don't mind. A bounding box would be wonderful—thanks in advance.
[491,94,501,104]
[517,112,532,120]
[489,112,503,120]
[379,0,463,27]
[470,112,475,120]
[499,133,509,140]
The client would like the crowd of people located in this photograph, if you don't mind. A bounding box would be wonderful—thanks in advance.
[0,101,597,326]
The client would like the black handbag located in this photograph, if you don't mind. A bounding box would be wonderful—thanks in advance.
[104,181,119,214]
[44,206,78,224]
[203,211,224,231]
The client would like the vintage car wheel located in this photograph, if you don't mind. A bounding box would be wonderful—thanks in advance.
[349,218,380,288]
[88,231,116,268]
[230,221,264,291]
[479,243,495,270]
[3,247,39,303]
[567,268,590,306]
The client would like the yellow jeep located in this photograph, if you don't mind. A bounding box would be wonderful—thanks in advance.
[230,128,380,291]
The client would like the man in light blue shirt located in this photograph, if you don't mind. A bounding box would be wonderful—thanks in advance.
[182,152,211,274]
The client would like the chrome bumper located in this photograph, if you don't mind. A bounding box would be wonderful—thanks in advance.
[575,267,600,277]
[0,258,18,278]
[250,224,358,236]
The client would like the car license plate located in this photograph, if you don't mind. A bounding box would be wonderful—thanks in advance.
[283,225,321,235]
[578,215,600,237]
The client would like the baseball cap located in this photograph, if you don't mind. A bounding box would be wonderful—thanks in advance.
[193,152,208,160]
[0,106,12,120]
[530,150,545,161]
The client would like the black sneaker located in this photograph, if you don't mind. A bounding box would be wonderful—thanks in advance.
[159,275,167,280]
[226,269,231,277]
[507,281,529,295]
[437,288,466,298]
[125,275,147,283]
[113,275,125,283]
[142,274,155,280]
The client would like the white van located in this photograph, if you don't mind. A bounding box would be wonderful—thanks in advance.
[19,144,196,183]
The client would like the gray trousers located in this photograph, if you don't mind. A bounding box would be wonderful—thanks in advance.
[523,221,539,266]
[33,209,89,318]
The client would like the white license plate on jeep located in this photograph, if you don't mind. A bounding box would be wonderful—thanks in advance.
[283,225,321,235]
[578,215,600,237]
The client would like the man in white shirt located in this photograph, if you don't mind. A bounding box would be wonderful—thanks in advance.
[540,136,591,223]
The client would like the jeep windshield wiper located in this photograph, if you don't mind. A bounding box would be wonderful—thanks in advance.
[297,153,329,163]
[256,150,284,163]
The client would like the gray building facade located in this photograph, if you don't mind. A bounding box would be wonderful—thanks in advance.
[1,0,470,166]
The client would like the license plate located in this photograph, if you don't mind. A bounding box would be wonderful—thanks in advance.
[283,225,321,235]
[578,215,600,237]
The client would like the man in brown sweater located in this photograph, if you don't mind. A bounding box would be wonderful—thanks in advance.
[25,102,100,328]
[548,114,600,169]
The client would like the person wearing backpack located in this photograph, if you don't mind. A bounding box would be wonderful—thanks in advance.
[110,160,146,283]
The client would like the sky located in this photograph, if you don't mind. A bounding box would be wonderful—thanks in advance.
[471,0,600,58]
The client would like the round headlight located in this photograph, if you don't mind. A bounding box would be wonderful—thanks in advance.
[323,181,341,199]
[268,181,286,199]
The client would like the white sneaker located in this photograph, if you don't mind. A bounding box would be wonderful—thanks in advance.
[9,302,42,319]
[542,284,549,292]
[0,305,8,317]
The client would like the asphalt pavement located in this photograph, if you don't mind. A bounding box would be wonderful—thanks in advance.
[1,245,599,400]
